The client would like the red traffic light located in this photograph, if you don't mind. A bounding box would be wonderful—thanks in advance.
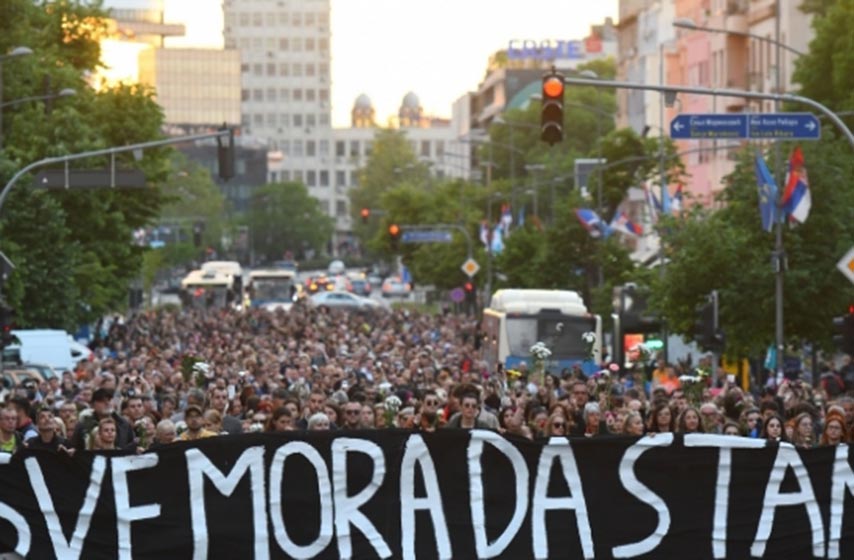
[360,208,370,219]
[543,76,564,98]
[464,282,474,292]
[388,224,401,237]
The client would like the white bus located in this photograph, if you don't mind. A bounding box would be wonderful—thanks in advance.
[247,268,299,310]
[180,269,237,309]
[481,289,602,376]
[200,261,243,302]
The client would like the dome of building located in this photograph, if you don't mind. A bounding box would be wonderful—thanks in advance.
[354,94,372,109]
[402,91,420,109]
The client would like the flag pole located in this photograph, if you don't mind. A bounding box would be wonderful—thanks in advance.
[772,0,785,383]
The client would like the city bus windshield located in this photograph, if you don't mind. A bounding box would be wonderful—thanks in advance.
[506,315,595,358]
[252,278,294,302]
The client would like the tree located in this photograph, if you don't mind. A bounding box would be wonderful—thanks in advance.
[248,182,334,263]
[0,1,174,326]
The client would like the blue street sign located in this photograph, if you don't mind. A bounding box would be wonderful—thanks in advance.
[748,113,820,139]
[670,113,820,140]
[401,230,453,244]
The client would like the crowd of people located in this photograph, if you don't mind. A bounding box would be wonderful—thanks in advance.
[0,302,851,456]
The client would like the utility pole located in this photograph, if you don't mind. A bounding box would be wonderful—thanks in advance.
[772,0,785,383]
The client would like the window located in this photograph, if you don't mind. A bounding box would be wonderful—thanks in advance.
[307,140,316,157]
[241,113,250,127]
[319,114,330,126]
[239,13,249,26]
[241,89,249,101]
[336,141,345,157]
[293,140,304,157]
[294,170,304,183]
[293,114,303,127]
[292,12,302,26]
[252,37,262,50]
[240,63,250,74]
[266,88,277,102]
[306,89,316,102]
[279,114,289,127]
[436,141,445,158]
[253,114,263,126]
[364,141,373,156]
[305,63,315,77]
[321,200,330,215]
[305,12,316,26]
[265,38,276,50]
[305,38,315,51]
[319,140,329,156]
[280,140,290,155]
[350,141,359,157]
[319,170,329,186]
[266,63,276,76]
[319,63,329,77]
[293,38,303,52]
[252,64,263,76]
[306,114,316,127]
[279,38,289,51]
[278,12,289,25]
[239,38,250,49]
[350,172,359,187]
[252,89,263,101]
[292,63,302,77]
[266,113,276,126]
[280,89,289,102]
[265,13,275,26]
[319,38,329,52]
[319,13,329,26]
[279,63,289,76]
[252,12,262,26]
[336,200,347,217]
[336,170,346,186]
[293,89,303,102]
[319,89,329,102]
[421,141,430,157]
[307,170,317,186]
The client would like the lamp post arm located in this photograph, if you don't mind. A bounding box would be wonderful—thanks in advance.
[563,76,854,150]
[0,129,233,216]
[677,23,806,57]
[0,93,67,110]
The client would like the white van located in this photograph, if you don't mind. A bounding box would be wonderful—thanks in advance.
[6,330,93,372]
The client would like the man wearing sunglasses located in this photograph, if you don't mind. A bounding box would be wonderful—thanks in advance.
[444,392,489,430]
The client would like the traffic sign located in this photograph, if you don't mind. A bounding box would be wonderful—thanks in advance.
[670,113,820,140]
[836,246,854,285]
[461,258,480,278]
[449,288,465,303]
[401,230,453,244]
[33,169,147,189]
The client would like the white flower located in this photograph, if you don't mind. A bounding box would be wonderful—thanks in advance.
[582,332,597,344]
[384,395,402,412]
[597,369,610,378]
[679,375,700,384]
[193,362,214,379]
[530,342,552,360]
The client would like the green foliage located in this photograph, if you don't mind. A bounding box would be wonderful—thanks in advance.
[248,182,334,263]
[0,1,172,327]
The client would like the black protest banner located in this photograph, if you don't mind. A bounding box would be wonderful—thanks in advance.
[0,431,852,559]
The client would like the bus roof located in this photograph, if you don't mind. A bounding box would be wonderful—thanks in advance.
[200,261,242,277]
[249,268,296,280]
[181,269,233,288]
[489,289,588,315]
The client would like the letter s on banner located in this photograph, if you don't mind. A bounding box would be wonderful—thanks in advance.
[400,434,452,560]
[612,434,673,558]
[468,430,529,558]
[186,446,268,560]
[269,442,334,559]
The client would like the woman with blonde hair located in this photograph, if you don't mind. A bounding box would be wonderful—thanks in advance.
[544,411,570,438]
[790,412,816,449]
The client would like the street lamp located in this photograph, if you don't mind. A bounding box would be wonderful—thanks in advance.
[0,88,76,147]
[673,18,806,58]
[0,46,34,150]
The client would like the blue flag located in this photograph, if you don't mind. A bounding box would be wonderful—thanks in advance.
[754,151,778,233]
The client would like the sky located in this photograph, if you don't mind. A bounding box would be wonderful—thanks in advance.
[163,0,619,128]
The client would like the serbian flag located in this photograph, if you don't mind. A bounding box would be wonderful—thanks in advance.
[781,146,811,224]
[609,211,643,237]
[575,208,605,238]
[644,183,660,223]
[672,184,684,212]
[479,221,490,248]
[754,151,778,233]
[500,203,513,234]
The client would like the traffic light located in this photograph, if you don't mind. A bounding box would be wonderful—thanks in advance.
[217,125,235,180]
[388,223,401,251]
[360,207,370,224]
[0,304,16,349]
[693,290,724,352]
[619,283,661,334]
[540,68,565,145]
[832,306,854,355]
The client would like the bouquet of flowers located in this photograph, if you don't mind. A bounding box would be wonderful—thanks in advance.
[383,395,402,428]
[592,365,616,406]
[582,331,597,361]
[134,418,149,449]
[530,342,552,386]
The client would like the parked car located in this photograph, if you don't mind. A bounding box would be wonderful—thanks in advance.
[347,272,372,296]
[309,291,379,310]
[305,275,335,294]
[381,276,411,298]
